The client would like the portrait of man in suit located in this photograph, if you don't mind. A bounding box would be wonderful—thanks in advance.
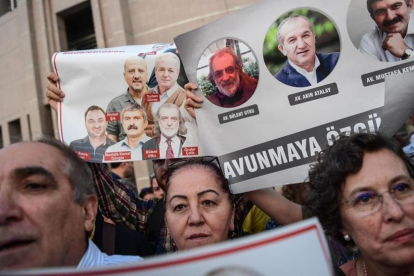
[142,103,187,159]
[274,15,340,87]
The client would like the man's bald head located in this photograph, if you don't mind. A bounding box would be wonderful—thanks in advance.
[124,56,149,93]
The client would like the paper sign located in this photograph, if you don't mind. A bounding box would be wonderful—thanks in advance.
[174,0,414,193]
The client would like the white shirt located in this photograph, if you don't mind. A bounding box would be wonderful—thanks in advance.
[288,55,321,86]
[151,82,180,116]
[159,135,181,158]
[78,240,142,268]
[359,15,414,62]
[104,134,150,160]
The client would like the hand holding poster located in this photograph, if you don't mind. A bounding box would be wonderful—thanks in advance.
[53,44,201,162]
[174,0,414,193]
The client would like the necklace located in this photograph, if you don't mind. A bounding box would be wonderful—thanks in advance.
[363,260,368,276]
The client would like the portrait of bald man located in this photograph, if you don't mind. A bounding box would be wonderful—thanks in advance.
[106,56,149,142]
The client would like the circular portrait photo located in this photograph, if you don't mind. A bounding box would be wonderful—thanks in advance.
[197,38,259,108]
[263,9,341,88]
[347,0,414,62]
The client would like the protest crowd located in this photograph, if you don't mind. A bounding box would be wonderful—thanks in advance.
[3,1,414,276]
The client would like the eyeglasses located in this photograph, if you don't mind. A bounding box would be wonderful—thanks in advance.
[342,180,414,215]
[214,66,236,79]
[167,156,221,172]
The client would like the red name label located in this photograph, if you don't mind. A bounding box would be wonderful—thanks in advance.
[139,51,157,56]
[76,151,91,161]
[143,149,160,159]
[145,94,160,102]
[106,112,120,121]
[182,147,198,156]
[104,151,131,161]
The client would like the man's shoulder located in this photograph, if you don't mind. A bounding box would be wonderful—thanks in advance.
[107,91,130,109]
[142,137,158,149]
[317,52,340,66]
[69,136,89,148]
[360,25,382,46]
[274,62,294,84]
[105,140,125,152]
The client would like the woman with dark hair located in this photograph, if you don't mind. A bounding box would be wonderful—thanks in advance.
[307,133,414,276]
[164,157,236,250]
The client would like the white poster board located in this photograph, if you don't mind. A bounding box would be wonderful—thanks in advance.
[9,218,332,276]
[174,0,414,193]
[54,44,201,163]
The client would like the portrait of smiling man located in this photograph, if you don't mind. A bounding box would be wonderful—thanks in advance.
[142,103,187,159]
[206,47,258,108]
[142,52,189,137]
[360,0,414,61]
[105,102,150,160]
[70,105,115,162]
[0,139,141,270]
[106,56,149,142]
[275,15,340,87]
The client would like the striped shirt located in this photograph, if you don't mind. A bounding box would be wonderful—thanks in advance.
[78,240,143,268]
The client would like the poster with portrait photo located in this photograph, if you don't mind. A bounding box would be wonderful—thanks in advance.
[174,0,414,193]
[197,39,258,108]
[53,44,201,163]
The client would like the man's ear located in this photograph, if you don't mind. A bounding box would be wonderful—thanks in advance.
[83,195,98,232]
[144,119,148,129]
[278,45,287,56]
[409,0,413,10]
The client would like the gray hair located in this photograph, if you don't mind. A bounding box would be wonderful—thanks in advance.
[121,102,148,121]
[277,15,315,46]
[153,103,187,136]
[154,52,181,72]
[37,137,96,203]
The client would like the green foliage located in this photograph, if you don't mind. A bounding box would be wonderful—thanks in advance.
[242,57,259,78]
[198,75,216,97]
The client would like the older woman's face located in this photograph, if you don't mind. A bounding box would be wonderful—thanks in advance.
[166,166,234,250]
[340,149,414,267]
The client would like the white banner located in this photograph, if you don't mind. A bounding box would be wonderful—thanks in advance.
[9,218,332,276]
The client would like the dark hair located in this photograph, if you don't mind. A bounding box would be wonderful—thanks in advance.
[37,137,96,203]
[84,105,105,119]
[367,0,411,15]
[139,187,154,198]
[121,102,147,121]
[111,162,122,169]
[207,47,243,86]
[307,133,414,246]
[166,160,235,208]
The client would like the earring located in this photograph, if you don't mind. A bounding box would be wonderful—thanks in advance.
[344,234,351,241]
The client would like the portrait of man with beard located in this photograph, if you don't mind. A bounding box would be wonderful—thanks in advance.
[205,47,258,108]
[70,105,115,162]
[360,0,414,61]
[105,103,150,160]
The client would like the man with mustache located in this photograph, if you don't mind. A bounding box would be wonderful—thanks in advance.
[105,103,149,160]
[360,0,414,61]
[106,56,149,142]
[70,105,115,162]
[275,15,339,88]
[206,47,257,107]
